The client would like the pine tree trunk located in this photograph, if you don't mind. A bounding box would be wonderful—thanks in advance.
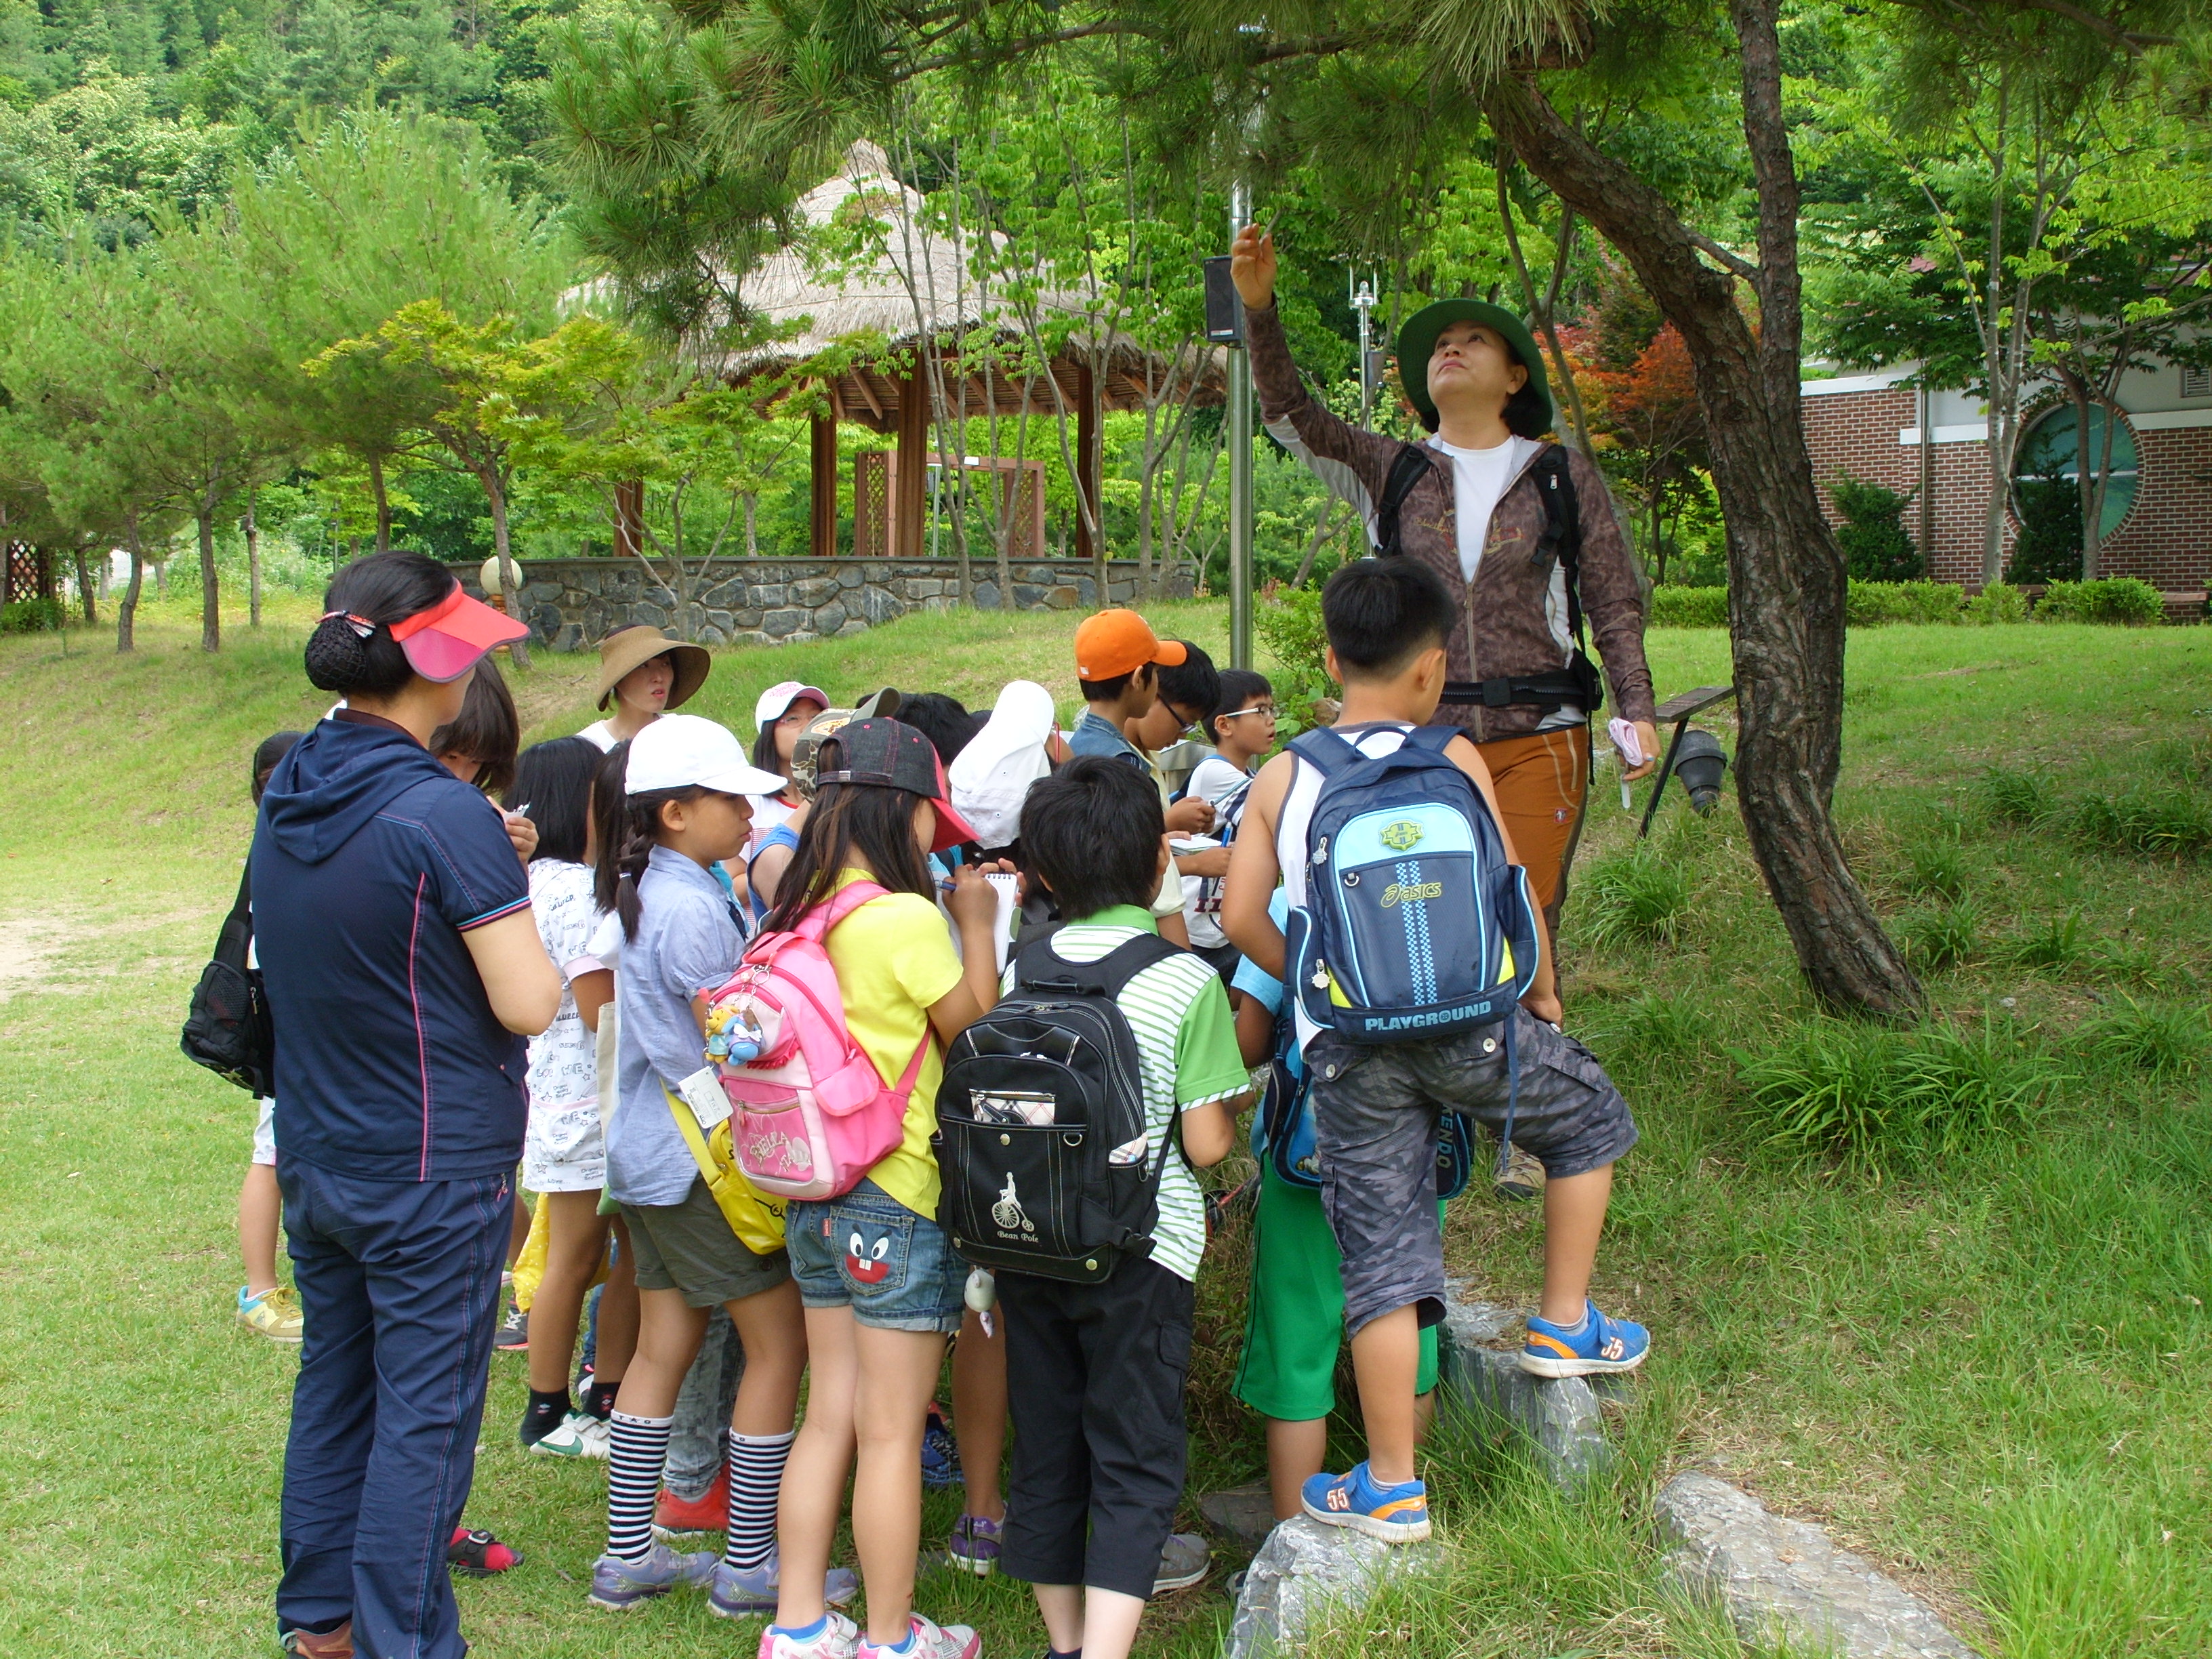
[117,529,145,654]
[246,486,262,628]
[73,550,96,626]
[1487,13,1923,1019]
[370,454,392,556]
[197,497,222,653]
[483,468,531,670]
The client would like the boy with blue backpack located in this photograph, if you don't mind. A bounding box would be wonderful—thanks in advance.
[1223,556,1649,1544]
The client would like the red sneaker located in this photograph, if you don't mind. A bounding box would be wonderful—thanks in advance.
[447,1525,523,1576]
[654,1467,730,1539]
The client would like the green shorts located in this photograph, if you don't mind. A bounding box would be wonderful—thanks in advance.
[620,1175,792,1309]
[1232,1164,1439,1422]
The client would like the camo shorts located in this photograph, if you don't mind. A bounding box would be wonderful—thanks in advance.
[1307,1006,1637,1337]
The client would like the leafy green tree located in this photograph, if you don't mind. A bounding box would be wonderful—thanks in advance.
[163,108,571,554]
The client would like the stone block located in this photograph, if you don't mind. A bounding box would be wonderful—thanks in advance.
[700,576,747,609]
[735,608,764,629]
[729,631,776,649]
[1437,1290,1627,1493]
[707,610,735,636]
[810,600,848,635]
[1107,581,1135,602]
[697,623,729,646]
[550,623,583,654]
[793,576,840,606]
[631,600,670,628]
[836,619,871,638]
[752,583,788,609]
[678,601,710,638]
[973,581,1002,611]
[1197,1481,1275,1551]
[761,607,808,638]
[903,578,945,598]
[858,586,905,627]
[1076,577,1098,605]
[526,581,563,603]
[1224,1516,1441,1659]
[1012,583,1046,609]
[1654,1473,1980,1658]
[1044,584,1079,609]
[837,565,863,589]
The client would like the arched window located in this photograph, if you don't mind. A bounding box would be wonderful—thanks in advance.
[2011,403,2139,537]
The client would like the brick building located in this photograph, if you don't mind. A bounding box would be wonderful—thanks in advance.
[1801,359,2212,595]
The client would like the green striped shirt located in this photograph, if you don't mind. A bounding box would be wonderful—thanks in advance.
[1001,907,1250,1281]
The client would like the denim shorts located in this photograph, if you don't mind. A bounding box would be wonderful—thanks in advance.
[785,1179,965,1334]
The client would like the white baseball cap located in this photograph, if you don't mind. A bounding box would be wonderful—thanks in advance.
[948,680,1059,848]
[626,714,786,798]
[754,680,830,733]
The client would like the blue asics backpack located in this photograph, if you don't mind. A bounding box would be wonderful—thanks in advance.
[1285,724,1538,1044]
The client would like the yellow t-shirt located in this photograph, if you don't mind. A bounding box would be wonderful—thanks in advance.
[821,869,964,1218]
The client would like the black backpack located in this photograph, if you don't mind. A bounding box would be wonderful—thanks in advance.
[181,862,276,1097]
[935,932,1185,1284]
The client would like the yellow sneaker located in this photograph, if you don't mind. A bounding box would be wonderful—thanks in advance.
[239,1285,304,1342]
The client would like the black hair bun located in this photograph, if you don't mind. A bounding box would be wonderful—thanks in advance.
[305,613,373,692]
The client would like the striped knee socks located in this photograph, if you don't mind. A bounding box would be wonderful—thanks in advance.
[606,1410,674,1561]
[725,1429,794,1572]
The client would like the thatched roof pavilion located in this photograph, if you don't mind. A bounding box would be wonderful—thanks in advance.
[714,143,1224,563]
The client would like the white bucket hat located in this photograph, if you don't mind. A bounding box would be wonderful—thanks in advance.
[948,680,1059,848]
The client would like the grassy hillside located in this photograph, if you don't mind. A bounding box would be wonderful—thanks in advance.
[2,606,2208,1657]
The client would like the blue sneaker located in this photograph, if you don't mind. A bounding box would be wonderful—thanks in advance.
[1520,1300,1650,1378]
[1300,1462,1431,1543]
[920,1403,962,1489]
[588,1542,718,1609]
[708,1552,859,1618]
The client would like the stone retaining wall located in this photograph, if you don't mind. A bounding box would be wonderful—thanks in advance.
[461,556,1193,652]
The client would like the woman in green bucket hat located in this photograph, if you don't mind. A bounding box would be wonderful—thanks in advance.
[1229,224,1660,961]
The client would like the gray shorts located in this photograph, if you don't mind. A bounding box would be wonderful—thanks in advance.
[620,1175,792,1308]
[1307,1006,1637,1337]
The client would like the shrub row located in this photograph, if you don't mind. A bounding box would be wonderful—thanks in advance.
[0,597,66,634]
[1646,576,2170,629]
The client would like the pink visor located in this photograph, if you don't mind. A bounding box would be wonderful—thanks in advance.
[386,583,530,682]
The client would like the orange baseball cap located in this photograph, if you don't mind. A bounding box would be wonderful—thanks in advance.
[1073,611,1189,681]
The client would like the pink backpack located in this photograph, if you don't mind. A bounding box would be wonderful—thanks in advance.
[704,880,930,1202]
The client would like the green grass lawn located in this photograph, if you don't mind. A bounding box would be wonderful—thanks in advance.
[2,598,2207,1657]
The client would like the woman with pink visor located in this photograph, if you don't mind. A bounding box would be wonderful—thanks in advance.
[252,552,564,1659]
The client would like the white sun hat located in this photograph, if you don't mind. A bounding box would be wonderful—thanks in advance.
[948,680,1060,849]
[754,680,831,733]
[626,713,787,798]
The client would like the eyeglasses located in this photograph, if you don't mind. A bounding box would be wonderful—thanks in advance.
[1221,704,1279,721]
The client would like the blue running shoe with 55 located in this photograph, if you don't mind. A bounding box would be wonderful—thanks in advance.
[1300,1462,1431,1543]
[1520,1300,1650,1378]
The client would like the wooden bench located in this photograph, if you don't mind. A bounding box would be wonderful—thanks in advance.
[1637,684,1737,838]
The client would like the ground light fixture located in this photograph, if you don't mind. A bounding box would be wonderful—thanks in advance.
[1673,729,1729,815]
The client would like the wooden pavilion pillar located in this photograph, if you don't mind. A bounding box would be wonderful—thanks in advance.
[810,409,838,560]
[1073,356,1103,569]
[893,352,930,562]
[612,480,644,560]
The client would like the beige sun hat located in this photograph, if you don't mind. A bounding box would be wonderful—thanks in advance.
[595,626,712,712]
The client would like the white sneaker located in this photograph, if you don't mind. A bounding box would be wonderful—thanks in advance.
[530,1412,611,1459]
[857,1614,980,1659]
[759,1610,861,1659]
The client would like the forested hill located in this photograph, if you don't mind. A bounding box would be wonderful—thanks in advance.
[0,0,579,237]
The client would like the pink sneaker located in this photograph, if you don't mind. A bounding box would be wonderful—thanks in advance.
[760,1611,860,1659]
[857,1614,980,1659]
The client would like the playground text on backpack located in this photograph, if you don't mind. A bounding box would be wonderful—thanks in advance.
[703,879,928,1202]
[1285,724,1538,1044]
[934,932,1183,1284]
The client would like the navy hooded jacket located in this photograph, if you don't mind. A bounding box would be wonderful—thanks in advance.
[253,715,532,1182]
